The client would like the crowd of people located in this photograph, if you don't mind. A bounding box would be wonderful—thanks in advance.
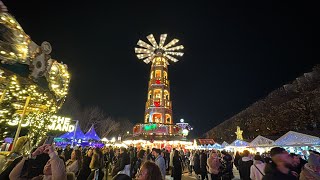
[233,148,320,180]
[0,142,319,180]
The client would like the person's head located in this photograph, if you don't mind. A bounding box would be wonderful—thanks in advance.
[93,147,103,157]
[120,147,127,154]
[290,153,300,166]
[243,150,250,157]
[138,149,146,159]
[210,151,218,158]
[137,161,162,180]
[86,148,93,157]
[66,144,71,149]
[307,152,320,173]
[115,148,120,155]
[71,149,82,161]
[174,150,179,157]
[270,147,293,168]
[152,148,161,157]
[254,155,263,162]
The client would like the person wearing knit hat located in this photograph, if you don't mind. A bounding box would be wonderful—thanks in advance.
[262,147,297,180]
[299,152,320,180]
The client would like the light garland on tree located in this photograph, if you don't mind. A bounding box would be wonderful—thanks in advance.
[0,3,71,148]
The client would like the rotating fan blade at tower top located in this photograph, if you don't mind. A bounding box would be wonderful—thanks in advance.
[147,34,158,48]
[143,56,154,64]
[137,40,154,50]
[165,52,184,57]
[136,53,152,60]
[164,54,179,62]
[163,38,179,49]
[134,48,153,54]
[159,34,167,48]
[166,45,184,51]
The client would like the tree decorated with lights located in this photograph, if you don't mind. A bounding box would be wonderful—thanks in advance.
[133,34,184,138]
[0,2,71,147]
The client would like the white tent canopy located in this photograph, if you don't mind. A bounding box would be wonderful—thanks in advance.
[221,141,229,147]
[229,139,249,147]
[249,135,275,147]
[275,131,320,146]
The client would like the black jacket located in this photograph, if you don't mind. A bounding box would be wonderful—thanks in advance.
[112,152,130,177]
[200,152,207,172]
[263,163,297,180]
[193,153,201,174]
[238,157,253,180]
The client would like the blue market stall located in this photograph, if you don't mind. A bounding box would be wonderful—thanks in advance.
[54,124,86,147]
[82,125,103,148]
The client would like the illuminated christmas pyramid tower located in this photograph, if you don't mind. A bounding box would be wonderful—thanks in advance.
[133,34,184,139]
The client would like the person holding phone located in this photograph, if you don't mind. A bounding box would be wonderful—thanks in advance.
[9,144,67,180]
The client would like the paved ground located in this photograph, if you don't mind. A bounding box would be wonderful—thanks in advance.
[104,167,241,180]
[178,167,241,180]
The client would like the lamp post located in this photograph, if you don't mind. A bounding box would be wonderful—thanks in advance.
[12,96,31,150]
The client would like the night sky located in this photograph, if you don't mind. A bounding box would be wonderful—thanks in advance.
[3,1,318,137]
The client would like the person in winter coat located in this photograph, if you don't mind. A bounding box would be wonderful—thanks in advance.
[221,151,234,180]
[88,148,104,180]
[262,147,297,180]
[132,149,146,178]
[173,150,182,180]
[234,152,241,169]
[65,149,82,175]
[200,150,208,180]
[78,149,93,180]
[250,155,266,180]
[153,148,166,180]
[193,151,201,176]
[299,152,320,180]
[189,151,194,175]
[238,150,253,180]
[207,151,221,180]
[112,147,131,177]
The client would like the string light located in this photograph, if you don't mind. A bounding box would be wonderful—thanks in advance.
[0,9,71,147]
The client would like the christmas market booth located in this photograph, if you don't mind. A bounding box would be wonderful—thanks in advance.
[274,131,320,155]
[55,124,103,148]
[225,139,249,152]
[248,135,275,153]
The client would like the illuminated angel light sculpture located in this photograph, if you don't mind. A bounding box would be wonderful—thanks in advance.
[133,34,184,137]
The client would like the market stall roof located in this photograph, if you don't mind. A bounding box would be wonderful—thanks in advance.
[249,135,275,147]
[198,139,215,145]
[59,125,86,140]
[212,143,223,149]
[84,124,101,141]
[275,131,320,146]
[221,141,229,147]
[229,139,249,147]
